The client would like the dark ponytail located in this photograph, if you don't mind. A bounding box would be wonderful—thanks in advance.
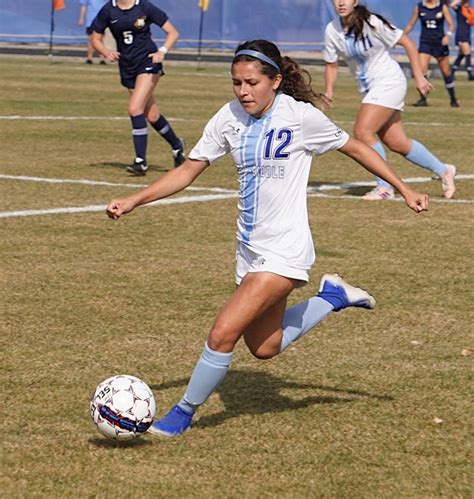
[346,4,395,41]
[233,39,323,107]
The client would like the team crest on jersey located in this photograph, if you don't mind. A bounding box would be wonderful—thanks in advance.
[134,16,147,28]
[435,12,443,19]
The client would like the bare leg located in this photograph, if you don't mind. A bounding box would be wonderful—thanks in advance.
[379,111,454,197]
[208,272,297,353]
[414,53,432,106]
[353,104,398,195]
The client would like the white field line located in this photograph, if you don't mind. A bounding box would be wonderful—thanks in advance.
[0,193,239,219]
[1,173,473,192]
[1,173,473,218]
[0,115,193,122]
[308,174,474,192]
[0,115,470,128]
[2,190,472,219]
[0,174,236,193]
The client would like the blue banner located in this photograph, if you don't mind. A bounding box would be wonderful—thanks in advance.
[0,0,423,51]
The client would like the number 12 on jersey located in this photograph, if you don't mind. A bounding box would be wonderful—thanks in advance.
[263,128,293,159]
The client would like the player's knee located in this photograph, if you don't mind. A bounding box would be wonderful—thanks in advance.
[353,126,372,144]
[146,109,160,123]
[128,103,144,117]
[207,324,238,353]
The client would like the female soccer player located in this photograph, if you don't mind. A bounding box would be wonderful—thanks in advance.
[404,0,459,107]
[323,0,456,201]
[91,0,185,175]
[78,0,107,64]
[450,0,473,80]
[106,40,429,437]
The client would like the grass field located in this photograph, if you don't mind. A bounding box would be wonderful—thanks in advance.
[1,55,473,497]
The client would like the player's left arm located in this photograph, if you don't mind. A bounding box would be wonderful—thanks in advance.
[442,4,455,45]
[339,137,429,213]
[149,20,179,64]
[403,6,419,35]
[397,34,433,96]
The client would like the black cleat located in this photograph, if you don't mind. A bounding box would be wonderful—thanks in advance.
[413,97,428,107]
[450,100,460,108]
[172,138,186,168]
[126,159,148,176]
[85,59,93,65]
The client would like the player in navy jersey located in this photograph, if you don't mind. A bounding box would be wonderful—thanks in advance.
[91,0,185,175]
[450,0,473,80]
[106,40,428,437]
[405,0,459,107]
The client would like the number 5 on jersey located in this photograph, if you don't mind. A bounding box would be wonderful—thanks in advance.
[123,31,133,45]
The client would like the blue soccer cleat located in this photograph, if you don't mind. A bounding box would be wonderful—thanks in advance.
[148,404,193,437]
[317,273,376,312]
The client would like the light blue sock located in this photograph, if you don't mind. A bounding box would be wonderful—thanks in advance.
[405,140,447,177]
[371,142,391,189]
[178,343,233,414]
[280,297,334,353]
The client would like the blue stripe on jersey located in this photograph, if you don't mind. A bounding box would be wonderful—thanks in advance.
[239,95,281,245]
[345,35,369,93]
[240,119,259,244]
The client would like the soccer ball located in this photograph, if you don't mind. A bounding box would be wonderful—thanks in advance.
[90,374,156,441]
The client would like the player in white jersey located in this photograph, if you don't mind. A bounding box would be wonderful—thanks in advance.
[324,0,456,200]
[106,40,428,437]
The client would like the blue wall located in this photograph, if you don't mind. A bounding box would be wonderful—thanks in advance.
[0,0,422,50]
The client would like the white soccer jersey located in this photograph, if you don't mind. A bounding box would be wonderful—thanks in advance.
[189,93,349,270]
[323,15,405,94]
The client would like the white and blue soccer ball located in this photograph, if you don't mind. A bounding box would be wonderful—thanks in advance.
[90,374,156,441]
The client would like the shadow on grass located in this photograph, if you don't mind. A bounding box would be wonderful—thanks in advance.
[88,436,152,449]
[90,162,171,174]
[151,370,393,429]
[307,180,372,197]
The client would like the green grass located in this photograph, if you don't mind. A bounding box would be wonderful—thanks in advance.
[0,56,473,497]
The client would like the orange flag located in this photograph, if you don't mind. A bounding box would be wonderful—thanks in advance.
[199,0,210,11]
[53,0,65,11]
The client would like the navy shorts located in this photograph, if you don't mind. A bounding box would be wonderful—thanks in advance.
[119,61,165,89]
[86,26,93,35]
[419,41,449,58]
[455,30,472,45]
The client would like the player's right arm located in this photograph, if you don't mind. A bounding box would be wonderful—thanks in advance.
[324,62,338,106]
[91,6,120,62]
[106,159,209,219]
[397,34,433,95]
[322,24,339,106]
[403,5,419,35]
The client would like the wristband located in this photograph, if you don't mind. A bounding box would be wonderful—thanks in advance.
[158,46,168,54]
[446,31,453,36]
